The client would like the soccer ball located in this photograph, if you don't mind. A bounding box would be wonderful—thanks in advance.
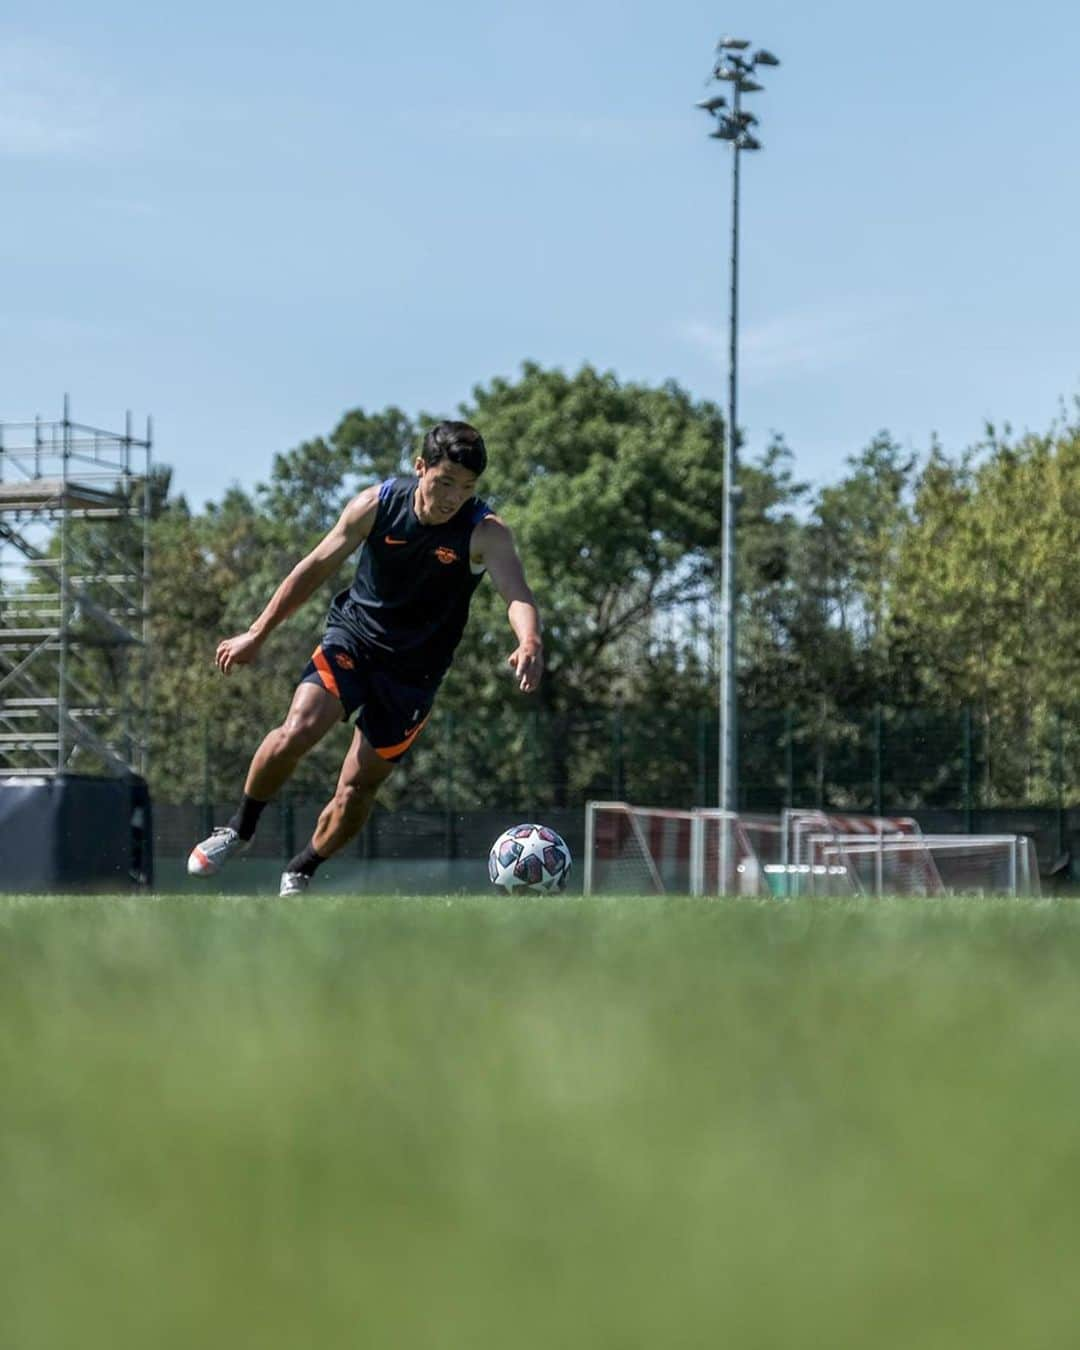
[488,823,572,894]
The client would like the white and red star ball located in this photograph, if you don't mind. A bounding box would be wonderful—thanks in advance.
[488,823,572,893]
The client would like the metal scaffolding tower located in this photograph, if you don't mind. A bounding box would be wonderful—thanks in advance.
[0,398,152,780]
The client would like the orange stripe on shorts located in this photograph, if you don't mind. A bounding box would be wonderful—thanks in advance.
[311,645,341,700]
[374,712,431,760]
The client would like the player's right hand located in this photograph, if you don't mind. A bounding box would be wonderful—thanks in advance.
[215,631,263,674]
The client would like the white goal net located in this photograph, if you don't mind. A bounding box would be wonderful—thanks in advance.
[584,802,1041,898]
[583,802,770,896]
[817,833,1040,897]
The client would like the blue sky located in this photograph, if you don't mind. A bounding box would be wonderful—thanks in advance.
[3,0,1078,507]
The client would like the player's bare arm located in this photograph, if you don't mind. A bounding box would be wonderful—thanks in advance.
[215,484,381,674]
[472,515,544,694]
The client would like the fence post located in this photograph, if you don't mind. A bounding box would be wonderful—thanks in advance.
[527,706,539,819]
[611,699,625,801]
[445,709,457,860]
[784,705,795,811]
[982,707,991,816]
[1056,708,1065,856]
[367,808,379,860]
[281,795,295,863]
[201,714,213,836]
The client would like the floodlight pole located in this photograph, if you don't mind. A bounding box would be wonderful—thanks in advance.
[698,39,779,892]
[721,72,741,856]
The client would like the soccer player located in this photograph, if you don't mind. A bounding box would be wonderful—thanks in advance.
[187,420,543,896]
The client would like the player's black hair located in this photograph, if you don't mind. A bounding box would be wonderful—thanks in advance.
[421,421,487,476]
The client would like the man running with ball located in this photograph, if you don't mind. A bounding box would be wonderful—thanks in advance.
[187,420,543,895]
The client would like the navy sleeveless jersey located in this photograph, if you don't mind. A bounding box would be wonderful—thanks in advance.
[326,476,494,681]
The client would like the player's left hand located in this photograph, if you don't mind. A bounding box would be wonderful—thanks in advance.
[507,641,543,694]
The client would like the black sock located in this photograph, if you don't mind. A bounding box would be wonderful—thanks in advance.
[228,793,269,842]
[286,842,326,878]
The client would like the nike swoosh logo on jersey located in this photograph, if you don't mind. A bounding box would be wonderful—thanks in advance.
[384,536,408,545]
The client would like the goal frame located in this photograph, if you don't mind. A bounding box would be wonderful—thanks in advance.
[583,801,762,897]
[584,802,1041,898]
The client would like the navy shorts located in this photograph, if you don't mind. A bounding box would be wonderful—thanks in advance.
[299,635,436,762]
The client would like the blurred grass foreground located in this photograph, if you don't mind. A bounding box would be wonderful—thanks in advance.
[3,893,1080,1349]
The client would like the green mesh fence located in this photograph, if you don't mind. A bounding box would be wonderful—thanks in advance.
[178,702,1080,818]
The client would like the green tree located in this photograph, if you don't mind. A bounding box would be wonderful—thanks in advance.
[146,409,420,804]
[137,364,811,810]
[411,362,805,807]
[890,419,1080,802]
[257,407,416,538]
[735,433,924,808]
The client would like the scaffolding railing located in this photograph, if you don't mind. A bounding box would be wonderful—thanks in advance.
[0,397,152,779]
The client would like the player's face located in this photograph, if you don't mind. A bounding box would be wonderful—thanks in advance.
[414,457,478,524]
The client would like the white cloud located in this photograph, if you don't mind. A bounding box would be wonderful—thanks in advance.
[487,113,682,147]
[0,40,111,157]
[410,108,683,149]
[675,309,885,380]
[93,197,159,218]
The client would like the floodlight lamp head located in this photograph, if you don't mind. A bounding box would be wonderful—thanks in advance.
[736,111,758,127]
[718,36,751,49]
[714,64,741,81]
[696,95,728,112]
[710,123,739,140]
[752,48,780,66]
[738,78,764,93]
[739,134,762,151]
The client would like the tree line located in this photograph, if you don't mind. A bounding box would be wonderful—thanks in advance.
[26,362,1080,810]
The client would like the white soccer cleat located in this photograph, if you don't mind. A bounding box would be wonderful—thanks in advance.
[187,826,249,877]
[279,870,311,897]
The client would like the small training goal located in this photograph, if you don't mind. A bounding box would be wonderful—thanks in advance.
[583,802,1040,897]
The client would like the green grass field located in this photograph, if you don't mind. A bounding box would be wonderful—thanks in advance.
[3,893,1080,1349]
